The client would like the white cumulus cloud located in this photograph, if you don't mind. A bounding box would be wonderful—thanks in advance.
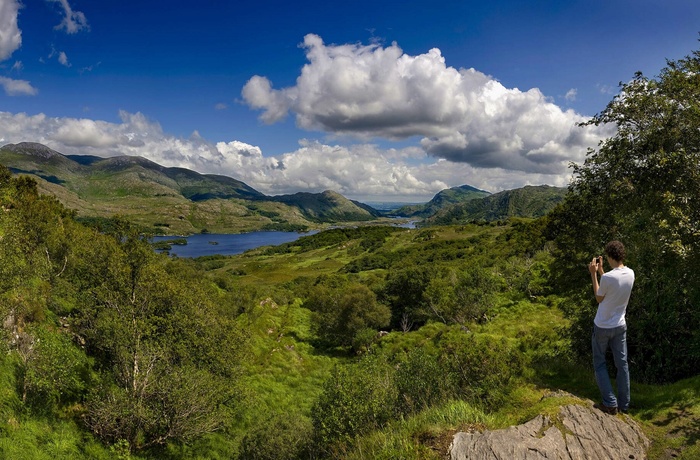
[0,0,22,61]
[0,110,581,201]
[242,34,612,175]
[0,76,38,96]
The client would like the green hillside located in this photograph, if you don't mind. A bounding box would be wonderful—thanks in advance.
[269,190,380,222]
[425,184,567,224]
[1,168,697,459]
[0,142,380,234]
[392,184,491,217]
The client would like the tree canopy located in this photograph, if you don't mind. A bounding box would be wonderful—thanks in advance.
[549,47,700,383]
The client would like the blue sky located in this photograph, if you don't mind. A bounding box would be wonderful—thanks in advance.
[1,0,699,201]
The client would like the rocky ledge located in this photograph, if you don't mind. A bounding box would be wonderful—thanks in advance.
[450,402,650,460]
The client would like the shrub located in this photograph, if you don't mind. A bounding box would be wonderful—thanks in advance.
[306,282,390,348]
[239,412,313,460]
[20,325,92,415]
[438,330,524,409]
[311,356,397,452]
[394,348,451,415]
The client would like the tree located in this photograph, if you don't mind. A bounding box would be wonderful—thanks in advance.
[425,266,500,324]
[549,47,700,382]
[379,266,434,328]
[306,281,391,348]
[67,223,244,451]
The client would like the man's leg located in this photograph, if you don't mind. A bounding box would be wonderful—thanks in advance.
[610,324,630,412]
[592,325,617,409]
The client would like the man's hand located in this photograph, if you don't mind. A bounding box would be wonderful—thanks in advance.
[588,257,599,274]
[589,256,605,302]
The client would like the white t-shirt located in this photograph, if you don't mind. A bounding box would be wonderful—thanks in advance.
[595,266,635,328]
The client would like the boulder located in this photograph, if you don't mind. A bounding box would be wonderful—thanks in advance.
[450,403,649,460]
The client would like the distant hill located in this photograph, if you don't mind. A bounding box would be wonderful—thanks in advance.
[392,184,491,218]
[0,142,379,233]
[1,142,263,200]
[270,190,380,222]
[424,185,567,224]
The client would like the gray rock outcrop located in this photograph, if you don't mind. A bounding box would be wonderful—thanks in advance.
[450,403,649,460]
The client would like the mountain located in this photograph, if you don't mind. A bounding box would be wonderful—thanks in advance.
[391,184,491,218]
[1,142,262,200]
[424,185,567,224]
[270,190,380,222]
[0,142,379,233]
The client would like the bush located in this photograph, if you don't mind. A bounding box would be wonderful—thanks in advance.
[438,330,524,409]
[306,282,390,348]
[20,325,92,415]
[239,412,313,460]
[394,348,451,415]
[352,328,380,354]
[311,356,397,452]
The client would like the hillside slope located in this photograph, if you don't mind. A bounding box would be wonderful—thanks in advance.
[392,184,491,218]
[425,185,567,224]
[0,142,379,233]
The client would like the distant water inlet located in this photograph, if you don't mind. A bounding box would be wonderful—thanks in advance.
[151,231,314,257]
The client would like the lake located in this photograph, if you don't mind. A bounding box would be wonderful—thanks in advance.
[152,231,315,258]
[152,220,417,258]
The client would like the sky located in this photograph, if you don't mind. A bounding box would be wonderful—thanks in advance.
[0,0,699,202]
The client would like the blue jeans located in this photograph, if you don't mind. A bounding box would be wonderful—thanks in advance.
[592,324,630,410]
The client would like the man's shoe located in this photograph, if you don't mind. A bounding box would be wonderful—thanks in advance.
[594,402,618,415]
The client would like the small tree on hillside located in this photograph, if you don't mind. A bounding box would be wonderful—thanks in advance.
[306,281,391,349]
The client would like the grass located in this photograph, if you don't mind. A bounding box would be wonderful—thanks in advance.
[2,217,698,459]
[0,356,114,460]
[213,224,699,459]
[345,400,494,460]
[632,376,700,459]
[233,299,339,429]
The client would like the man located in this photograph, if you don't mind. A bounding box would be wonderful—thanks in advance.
[588,240,635,415]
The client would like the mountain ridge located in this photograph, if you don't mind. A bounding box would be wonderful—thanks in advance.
[0,142,379,233]
[425,184,567,224]
[392,184,491,218]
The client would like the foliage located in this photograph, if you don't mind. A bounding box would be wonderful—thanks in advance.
[424,266,500,324]
[267,226,405,255]
[238,411,313,460]
[437,330,525,410]
[304,278,391,349]
[393,348,452,415]
[20,325,93,414]
[379,265,434,329]
[548,48,700,383]
[0,166,247,455]
[72,235,244,450]
[4,137,700,459]
[311,355,398,453]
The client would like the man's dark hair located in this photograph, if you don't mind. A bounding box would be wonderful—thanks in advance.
[605,240,626,262]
